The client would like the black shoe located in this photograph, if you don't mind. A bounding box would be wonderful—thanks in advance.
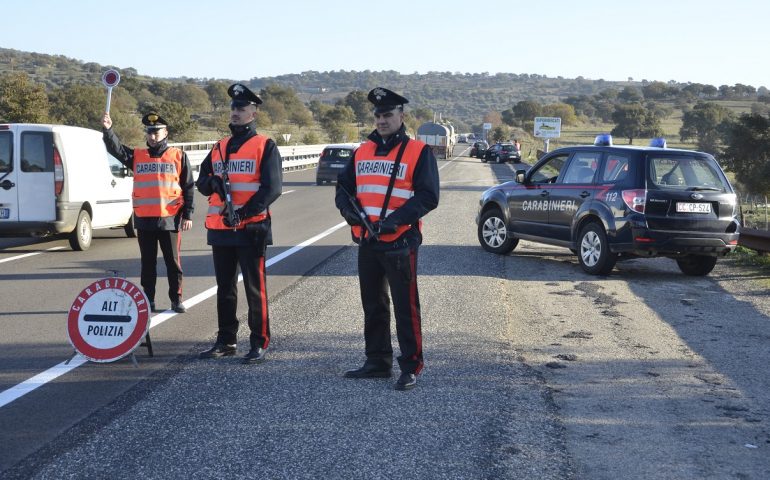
[199,343,236,359]
[395,373,417,391]
[171,302,186,313]
[344,363,392,379]
[242,347,267,364]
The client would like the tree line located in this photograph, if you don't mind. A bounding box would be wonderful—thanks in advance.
[1,47,769,195]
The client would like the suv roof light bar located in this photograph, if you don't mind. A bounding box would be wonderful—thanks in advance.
[594,134,613,146]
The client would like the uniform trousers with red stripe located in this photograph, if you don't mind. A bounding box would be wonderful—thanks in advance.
[212,245,270,350]
[358,244,423,375]
[137,229,183,304]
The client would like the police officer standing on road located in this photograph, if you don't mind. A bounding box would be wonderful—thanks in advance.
[102,112,194,313]
[335,87,440,390]
[196,83,283,364]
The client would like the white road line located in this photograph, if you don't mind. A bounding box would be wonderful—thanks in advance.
[0,246,66,264]
[282,190,296,194]
[0,221,349,409]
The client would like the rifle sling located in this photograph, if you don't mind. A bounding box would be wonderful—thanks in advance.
[378,138,409,221]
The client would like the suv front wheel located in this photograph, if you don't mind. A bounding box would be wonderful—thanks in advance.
[577,222,616,275]
[478,209,518,254]
[676,255,717,276]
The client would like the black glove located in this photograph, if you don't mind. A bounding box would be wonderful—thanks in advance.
[221,205,244,228]
[209,176,226,201]
[341,208,362,226]
[374,218,398,235]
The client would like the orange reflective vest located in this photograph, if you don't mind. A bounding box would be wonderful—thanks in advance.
[352,139,425,243]
[132,148,184,218]
[205,135,269,230]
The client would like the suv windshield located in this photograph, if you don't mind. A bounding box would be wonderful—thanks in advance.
[500,144,516,152]
[649,155,727,191]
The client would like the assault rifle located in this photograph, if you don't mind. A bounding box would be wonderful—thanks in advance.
[339,184,379,242]
[216,143,238,229]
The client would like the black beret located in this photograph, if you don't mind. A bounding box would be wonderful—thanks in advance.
[368,87,409,114]
[141,112,168,131]
[228,83,263,107]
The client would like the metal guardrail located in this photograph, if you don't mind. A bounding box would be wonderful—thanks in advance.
[169,141,342,179]
[738,228,770,253]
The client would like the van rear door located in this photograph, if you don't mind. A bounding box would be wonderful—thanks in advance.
[0,129,16,221]
[17,129,56,222]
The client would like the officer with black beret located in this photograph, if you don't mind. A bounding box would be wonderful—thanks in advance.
[102,111,195,313]
[335,87,440,390]
[196,83,283,364]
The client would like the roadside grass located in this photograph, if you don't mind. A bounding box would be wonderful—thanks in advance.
[727,247,770,288]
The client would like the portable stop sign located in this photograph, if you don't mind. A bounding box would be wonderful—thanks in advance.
[67,277,150,363]
[101,69,121,114]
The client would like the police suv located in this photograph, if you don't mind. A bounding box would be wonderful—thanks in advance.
[476,135,740,276]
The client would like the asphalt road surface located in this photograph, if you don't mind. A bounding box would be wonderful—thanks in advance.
[1,145,769,479]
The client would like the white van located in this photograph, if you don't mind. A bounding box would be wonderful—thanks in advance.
[0,124,134,250]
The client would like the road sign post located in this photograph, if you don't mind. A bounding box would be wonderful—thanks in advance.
[101,69,121,114]
[67,275,151,364]
[482,122,492,143]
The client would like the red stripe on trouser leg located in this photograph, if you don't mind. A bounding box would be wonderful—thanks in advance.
[259,256,269,348]
[409,249,423,374]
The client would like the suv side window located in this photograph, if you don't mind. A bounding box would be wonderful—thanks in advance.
[529,154,569,184]
[600,153,631,184]
[561,152,601,184]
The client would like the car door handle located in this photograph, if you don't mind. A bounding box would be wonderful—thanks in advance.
[540,190,549,197]
[111,179,117,187]
[580,191,591,198]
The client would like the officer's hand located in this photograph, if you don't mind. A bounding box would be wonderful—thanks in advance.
[221,204,243,228]
[209,176,226,201]
[341,208,362,226]
[102,113,112,130]
[374,218,398,235]
[219,204,241,228]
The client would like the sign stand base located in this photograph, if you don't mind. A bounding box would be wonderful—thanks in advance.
[140,333,154,357]
[64,334,154,367]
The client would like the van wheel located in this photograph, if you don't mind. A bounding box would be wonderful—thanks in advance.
[478,208,518,254]
[676,255,717,276]
[124,214,137,238]
[496,155,502,164]
[69,210,93,251]
[577,222,616,275]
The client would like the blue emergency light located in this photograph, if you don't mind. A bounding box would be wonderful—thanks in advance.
[594,134,613,146]
[649,137,667,148]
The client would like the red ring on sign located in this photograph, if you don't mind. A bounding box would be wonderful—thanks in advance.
[67,279,150,362]
[101,69,121,88]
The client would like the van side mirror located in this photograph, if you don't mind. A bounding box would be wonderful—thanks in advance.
[515,170,527,184]
[120,167,132,178]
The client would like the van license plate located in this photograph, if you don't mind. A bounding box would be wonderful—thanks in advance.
[0,208,9,219]
[676,202,711,213]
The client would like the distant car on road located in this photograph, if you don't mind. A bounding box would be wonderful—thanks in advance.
[316,144,356,185]
[470,141,488,159]
[483,143,521,164]
[476,135,740,276]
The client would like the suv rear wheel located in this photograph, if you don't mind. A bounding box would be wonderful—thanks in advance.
[478,209,518,254]
[676,255,717,276]
[577,222,616,275]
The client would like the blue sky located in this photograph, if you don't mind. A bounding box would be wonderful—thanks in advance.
[1,0,766,88]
